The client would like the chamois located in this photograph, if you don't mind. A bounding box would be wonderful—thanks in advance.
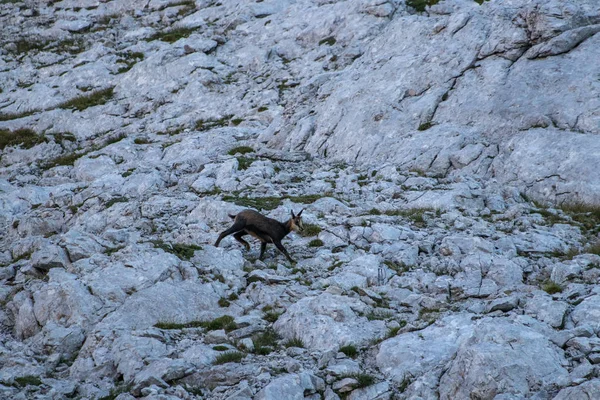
[214,209,304,263]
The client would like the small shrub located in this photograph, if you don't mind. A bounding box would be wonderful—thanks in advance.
[228,293,239,301]
[417,121,433,131]
[542,280,563,295]
[214,351,245,365]
[115,51,144,73]
[386,326,401,338]
[339,345,358,358]
[308,239,324,247]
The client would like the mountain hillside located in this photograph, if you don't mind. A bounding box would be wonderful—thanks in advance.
[1,0,600,399]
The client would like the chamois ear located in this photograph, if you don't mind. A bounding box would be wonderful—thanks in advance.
[297,208,304,217]
[291,210,295,218]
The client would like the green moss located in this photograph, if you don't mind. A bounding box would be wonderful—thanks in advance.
[57,87,114,111]
[0,128,47,150]
[231,118,244,126]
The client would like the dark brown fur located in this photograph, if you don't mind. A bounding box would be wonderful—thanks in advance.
[214,209,304,263]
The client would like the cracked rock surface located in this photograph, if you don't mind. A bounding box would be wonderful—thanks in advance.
[1,0,600,399]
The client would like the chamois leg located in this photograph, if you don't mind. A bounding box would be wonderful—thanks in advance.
[233,232,251,251]
[214,221,244,247]
[259,242,267,260]
[273,240,295,263]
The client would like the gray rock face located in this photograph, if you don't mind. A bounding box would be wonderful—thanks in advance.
[1,0,598,398]
[274,293,385,351]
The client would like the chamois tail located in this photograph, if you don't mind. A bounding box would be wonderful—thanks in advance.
[229,214,236,219]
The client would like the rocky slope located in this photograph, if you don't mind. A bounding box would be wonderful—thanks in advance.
[1,0,600,399]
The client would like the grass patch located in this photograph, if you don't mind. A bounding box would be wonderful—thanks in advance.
[157,126,185,136]
[385,207,436,227]
[300,224,321,237]
[115,51,144,73]
[263,310,282,323]
[57,87,114,111]
[105,196,128,208]
[384,260,409,274]
[559,202,600,235]
[253,328,279,355]
[585,241,600,256]
[147,27,196,43]
[195,115,233,131]
[222,195,283,210]
[339,345,358,358]
[366,310,395,321]
[417,121,433,131]
[237,156,254,170]
[542,280,563,295]
[212,345,229,351]
[218,298,230,307]
[0,128,47,150]
[318,36,336,46]
[368,208,381,215]
[343,373,376,389]
[308,239,324,247]
[214,351,245,365]
[257,106,268,112]
[0,109,39,121]
[152,241,202,260]
[13,375,42,387]
[228,146,254,155]
[44,152,82,168]
[406,0,441,12]
[231,118,244,126]
[154,321,204,329]
[284,336,304,348]
[134,137,151,145]
[202,315,237,332]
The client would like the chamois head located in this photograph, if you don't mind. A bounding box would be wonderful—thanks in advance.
[289,209,304,233]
